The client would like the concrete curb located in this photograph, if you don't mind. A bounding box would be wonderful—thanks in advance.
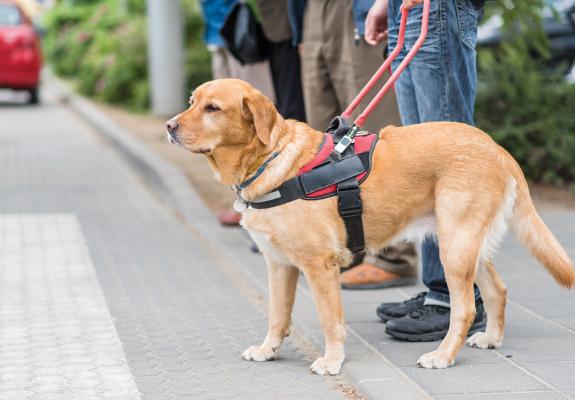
[47,73,430,400]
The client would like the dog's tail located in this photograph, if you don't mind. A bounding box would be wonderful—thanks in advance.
[508,155,575,288]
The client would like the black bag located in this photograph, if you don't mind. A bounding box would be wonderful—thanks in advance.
[220,2,268,65]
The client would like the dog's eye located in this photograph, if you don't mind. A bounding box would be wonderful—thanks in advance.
[205,104,220,112]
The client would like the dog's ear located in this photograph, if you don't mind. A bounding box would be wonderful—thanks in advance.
[242,90,277,146]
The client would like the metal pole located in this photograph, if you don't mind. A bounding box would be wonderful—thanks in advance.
[118,0,128,15]
[146,0,185,116]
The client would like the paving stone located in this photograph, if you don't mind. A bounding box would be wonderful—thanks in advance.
[434,392,565,400]
[0,214,140,400]
[401,364,547,396]
[501,337,575,363]
[138,394,175,400]
[521,361,575,391]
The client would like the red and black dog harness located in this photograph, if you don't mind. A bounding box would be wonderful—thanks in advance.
[239,120,378,262]
[232,0,431,262]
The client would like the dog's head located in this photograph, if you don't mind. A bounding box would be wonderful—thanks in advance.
[166,79,280,184]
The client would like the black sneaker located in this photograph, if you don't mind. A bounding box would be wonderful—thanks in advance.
[376,292,427,322]
[385,301,487,342]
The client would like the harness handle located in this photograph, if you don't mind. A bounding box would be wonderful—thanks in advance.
[331,0,430,158]
[341,0,431,127]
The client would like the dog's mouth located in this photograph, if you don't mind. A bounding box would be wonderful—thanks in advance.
[166,132,182,147]
[166,132,212,154]
[192,147,212,154]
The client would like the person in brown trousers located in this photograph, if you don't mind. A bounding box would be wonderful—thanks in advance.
[300,0,418,289]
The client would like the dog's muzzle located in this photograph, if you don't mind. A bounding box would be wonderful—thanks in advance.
[167,133,178,145]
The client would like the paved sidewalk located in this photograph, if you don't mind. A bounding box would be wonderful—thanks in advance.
[1,85,575,400]
[213,214,575,399]
[0,214,140,400]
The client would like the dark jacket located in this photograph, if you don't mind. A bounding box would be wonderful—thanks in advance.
[287,0,306,45]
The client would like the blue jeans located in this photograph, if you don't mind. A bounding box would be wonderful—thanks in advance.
[387,0,483,305]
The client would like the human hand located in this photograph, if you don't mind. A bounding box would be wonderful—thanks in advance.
[402,0,424,9]
[365,0,389,46]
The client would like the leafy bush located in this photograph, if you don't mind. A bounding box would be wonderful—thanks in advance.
[77,18,149,109]
[44,0,211,110]
[476,44,575,186]
[43,4,94,76]
[44,2,148,109]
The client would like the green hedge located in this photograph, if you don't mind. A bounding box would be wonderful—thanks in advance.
[474,1,575,187]
[44,0,211,111]
[476,44,575,187]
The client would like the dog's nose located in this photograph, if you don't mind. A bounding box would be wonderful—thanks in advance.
[166,119,179,135]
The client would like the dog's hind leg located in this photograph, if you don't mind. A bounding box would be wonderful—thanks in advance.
[467,260,507,349]
[417,190,491,369]
[242,257,299,362]
[302,255,346,375]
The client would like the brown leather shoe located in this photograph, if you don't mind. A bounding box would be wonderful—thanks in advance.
[217,208,242,226]
[340,263,417,290]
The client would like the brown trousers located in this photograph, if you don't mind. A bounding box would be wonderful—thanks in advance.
[302,0,417,275]
[301,0,401,133]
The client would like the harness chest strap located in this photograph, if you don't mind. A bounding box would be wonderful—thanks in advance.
[336,178,365,258]
[240,134,378,260]
[247,152,370,209]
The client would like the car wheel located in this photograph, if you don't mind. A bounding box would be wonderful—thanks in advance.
[28,87,39,105]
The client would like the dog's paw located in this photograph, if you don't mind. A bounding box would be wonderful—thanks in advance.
[466,332,502,349]
[309,356,344,375]
[416,351,455,369]
[242,345,277,362]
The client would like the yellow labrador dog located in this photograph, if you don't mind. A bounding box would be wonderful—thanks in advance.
[167,79,574,374]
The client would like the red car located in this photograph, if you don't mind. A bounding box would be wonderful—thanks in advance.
[0,0,42,104]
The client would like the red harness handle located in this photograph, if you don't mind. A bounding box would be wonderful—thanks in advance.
[341,0,431,128]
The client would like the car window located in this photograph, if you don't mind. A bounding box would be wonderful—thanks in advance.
[546,0,575,12]
[0,4,21,26]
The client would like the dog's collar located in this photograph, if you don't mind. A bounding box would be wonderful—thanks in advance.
[235,151,281,191]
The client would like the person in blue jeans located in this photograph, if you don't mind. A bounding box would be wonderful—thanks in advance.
[365,0,487,341]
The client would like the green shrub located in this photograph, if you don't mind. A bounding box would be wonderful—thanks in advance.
[78,18,149,109]
[44,1,149,110]
[48,24,93,76]
[44,0,211,110]
[476,44,575,186]
[43,4,94,76]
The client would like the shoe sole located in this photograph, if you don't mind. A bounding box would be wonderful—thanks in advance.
[385,318,487,342]
[377,309,401,323]
[341,276,417,290]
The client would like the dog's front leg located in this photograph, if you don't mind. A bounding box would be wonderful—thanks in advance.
[242,256,299,362]
[302,257,346,375]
